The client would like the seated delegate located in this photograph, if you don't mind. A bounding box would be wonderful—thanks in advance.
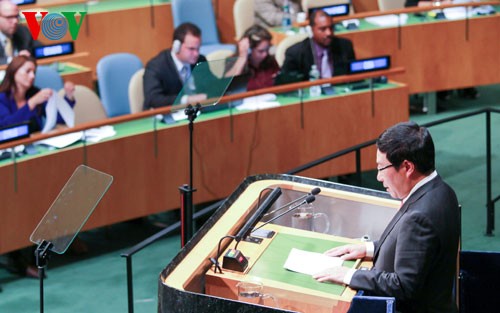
[224,25,280,91]
[281,9,355,81]
[143,23,209,109]
[0,55,75,132]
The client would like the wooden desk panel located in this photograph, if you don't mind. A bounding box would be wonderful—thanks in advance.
[338,14,500,93]
[0,84,408,254]
[42,4,174,80]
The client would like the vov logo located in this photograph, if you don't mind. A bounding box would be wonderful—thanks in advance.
[21,12,87,40]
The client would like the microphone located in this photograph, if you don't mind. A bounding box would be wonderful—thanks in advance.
[263,187,321,217]
[221,187,282,272]
[251,195,316,235]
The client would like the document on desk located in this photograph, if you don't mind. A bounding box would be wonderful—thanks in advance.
[236,93,280,111]
[36,131,83,149]
[365,14,408,27]
[284,248,343,276]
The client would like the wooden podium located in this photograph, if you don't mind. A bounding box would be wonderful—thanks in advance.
[159,174,399,313]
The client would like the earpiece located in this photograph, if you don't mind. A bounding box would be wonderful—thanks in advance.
[172,39,181,54]
[305,25,313,38]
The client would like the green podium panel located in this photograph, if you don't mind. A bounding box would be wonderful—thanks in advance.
[249,233,356,296]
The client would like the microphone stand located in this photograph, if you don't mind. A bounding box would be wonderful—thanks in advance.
[252,195,316,235]
[179,103,201,247]
[35,240,53,313]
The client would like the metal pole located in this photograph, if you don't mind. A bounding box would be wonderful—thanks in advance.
[126,257,134,313]
[486,111,493,235]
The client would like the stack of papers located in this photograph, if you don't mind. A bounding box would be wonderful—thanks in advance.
[83,126,116,143]
[36,131,83,149]
[365,14,408,27]
[283,248,343,276]
[236,93,280,111]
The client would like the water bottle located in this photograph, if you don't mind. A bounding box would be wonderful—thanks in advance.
[281,0,292,31]
[309,64,321,98]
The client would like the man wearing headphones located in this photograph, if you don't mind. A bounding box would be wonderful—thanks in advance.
[143,23,208,109]
[281,9,355,82]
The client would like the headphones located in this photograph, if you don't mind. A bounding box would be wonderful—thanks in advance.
[305,25,313,38]
[172,39,181,54]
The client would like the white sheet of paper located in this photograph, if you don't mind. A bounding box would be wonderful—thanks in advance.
[36,131,83,149]
[41,93,58,133]
[41,92,75,133]
[365,14,408,27]
[283,248,343,276]
[236,93,280,111]
[83,126,116,143]
[56,93,75,127]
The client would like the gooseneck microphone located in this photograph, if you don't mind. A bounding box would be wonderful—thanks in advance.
[263,187,321,217]
[251,195,316,235]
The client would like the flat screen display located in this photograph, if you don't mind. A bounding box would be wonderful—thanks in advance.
[308,3,350,18]
[12,0,36,5]
[349,56,391,74]
[0,123,30,144]
[34,42,74,59]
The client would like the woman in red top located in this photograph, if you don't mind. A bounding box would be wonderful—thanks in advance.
[225,25,280,91]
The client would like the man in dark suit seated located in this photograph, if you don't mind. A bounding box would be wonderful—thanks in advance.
[0,1,39,65]
[281,9,355,81]
[143,23,209,110]
[314,122,460,313]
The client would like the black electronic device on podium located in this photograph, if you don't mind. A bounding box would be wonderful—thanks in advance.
[169,59,234,246]
[29,165,113,313]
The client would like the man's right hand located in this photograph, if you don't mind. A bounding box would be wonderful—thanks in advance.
[324,244,366,260]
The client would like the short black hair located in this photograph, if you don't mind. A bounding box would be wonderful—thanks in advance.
[309,9,330,27]
[377,121,435,175]
[173,22,202,43]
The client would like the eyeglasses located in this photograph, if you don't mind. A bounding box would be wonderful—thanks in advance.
[377,164,394,172]
[0,14,20,20]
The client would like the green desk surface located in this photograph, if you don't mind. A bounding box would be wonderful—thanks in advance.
[0,81,399,166]
[249,233,355,296]
[22,0,170,14]
[273,6,499,35]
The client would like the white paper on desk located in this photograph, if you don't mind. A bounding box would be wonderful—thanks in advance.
[41,92,75,134]
[170,109,192,121]
[36,131,83,149]
[236,93,280,111]
[443,7,470,20]
[83,126,116,143]
[365,14,408,27]
[283,248,343,276]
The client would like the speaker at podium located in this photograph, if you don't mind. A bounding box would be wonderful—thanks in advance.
[159,174,399,313]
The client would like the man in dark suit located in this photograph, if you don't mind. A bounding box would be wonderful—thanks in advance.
[314,122,460,313]
[143,23,209,110]
[281,9,355,81]
[0,1,39,65]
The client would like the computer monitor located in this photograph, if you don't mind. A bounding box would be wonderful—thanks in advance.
[0,122,30,144]
[34,42,75,59]
[348,56,391,74]
[12,0,36,5]
[308,3,350,18]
